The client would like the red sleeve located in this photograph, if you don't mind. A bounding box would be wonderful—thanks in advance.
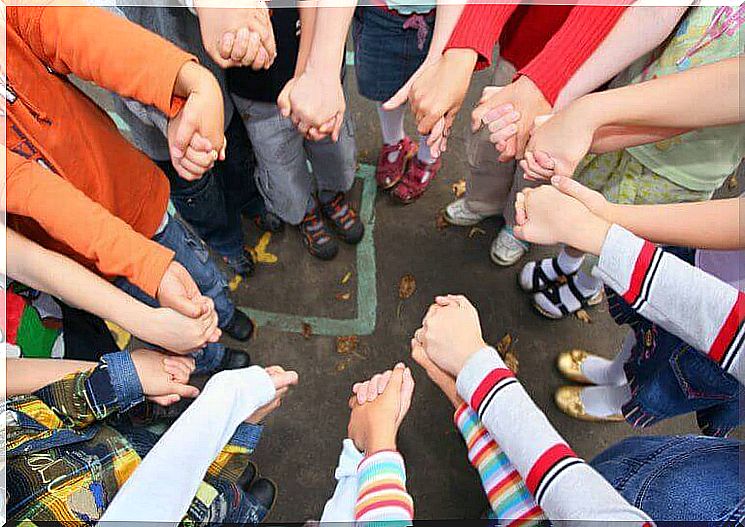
[445,3,518,70]
[518,6,627,104]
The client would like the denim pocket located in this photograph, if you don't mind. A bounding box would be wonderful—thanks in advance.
[171,175,229,232]
[671,346,739,403]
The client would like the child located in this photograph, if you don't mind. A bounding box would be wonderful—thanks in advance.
[516,5,744,319]
[230,7,363,261]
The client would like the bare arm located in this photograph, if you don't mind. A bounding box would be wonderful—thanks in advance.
[427,2,466,59]
[7,358,96,397]
[296,1,319,76]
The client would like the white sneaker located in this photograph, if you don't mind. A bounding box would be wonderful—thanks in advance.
[490,227,529,267]
[444,198,497,227]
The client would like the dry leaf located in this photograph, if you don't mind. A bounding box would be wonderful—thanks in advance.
[727,174,738,190]
[335,360,349,372]
[496,333,513,355]
[468,226,486,238]
[435,210,449,231]
[451,179,466,198]
[503,351,520,374]
[228,274,243,292]
[301,322,313,340]
[398,274,417,300]
[336,336,359,355]
[335,292,351,301]
[576,309,593,324]
[341,271,352,285]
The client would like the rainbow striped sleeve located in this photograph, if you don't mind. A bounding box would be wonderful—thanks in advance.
[455,404,546,526]
[355,450,414,525]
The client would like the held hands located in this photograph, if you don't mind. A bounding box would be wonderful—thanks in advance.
[147,303,221,355]
[278,69,345,142]
[131,349,201,406]
[157,261,216,323]
[348,363,415,454]
[411,338,462,408]
[246,365,299,424]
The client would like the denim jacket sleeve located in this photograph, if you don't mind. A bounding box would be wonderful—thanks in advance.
[203,423,264,485]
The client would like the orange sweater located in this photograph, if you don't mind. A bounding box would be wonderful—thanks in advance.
[5,4,196,297]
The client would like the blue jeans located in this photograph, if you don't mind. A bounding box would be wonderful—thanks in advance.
[592,435,745,525]
[115,215,232,373]
[158,112,264,259]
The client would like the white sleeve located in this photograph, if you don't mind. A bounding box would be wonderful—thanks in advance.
[319,439,365,523]
[99,366,275,525]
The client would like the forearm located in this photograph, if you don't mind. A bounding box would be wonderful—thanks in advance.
[603,198,741,250]
[296,2,318,75]
[554,6,687,110]
[456,348,652,523]
[427,2,466,58]
[445,4,517,69]
[7,358,95,397]
[305,3,355,74]
[579,57,743,130]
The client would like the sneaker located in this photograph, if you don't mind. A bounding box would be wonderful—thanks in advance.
[375,137,417,190]
[223,249,255,278]
[320,192,365,245]
[490,226,529,267]
[219,347,252,370]
[392,157,442,204]
[254,209,284,233]
[223,310,255,341]
[299,207,339,260]
[444,198,498,226]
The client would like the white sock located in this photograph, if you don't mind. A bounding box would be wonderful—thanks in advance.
[581,331,634,385]
[579,385,631,418]
[556,248,585,276]
[376,103,406,165]
[574,269,602,296]
[416,135,435,165]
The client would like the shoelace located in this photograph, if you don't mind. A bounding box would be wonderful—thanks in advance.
[304,213,330,242]
[328,196,355,228]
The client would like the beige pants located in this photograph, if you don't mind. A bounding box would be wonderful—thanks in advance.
[463,59,538,228]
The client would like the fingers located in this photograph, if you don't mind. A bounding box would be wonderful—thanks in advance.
[489,123,518,146]
[277,81,293,117]
[383,83,411,111]
[514,192,527,226]
[533,114,553,129]
[231,27,251,63]
[411,337,426,365]
[416,112,442,136]
[523,151,555,181]
[268,368,299,391]
[331,113,344,143]
[366,373,384,402]
[220,31,235,61]
[479,85,502,105]
[497,137,517,163]
[149,394,181,406]
[169,381,201,399]
[172,116,197,161]
[398,366,415,420]
[381,363,406,402]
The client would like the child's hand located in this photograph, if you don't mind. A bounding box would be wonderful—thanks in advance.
[512,182,610,256]
[167,123,218,181]
[146,303,221,355]
[131,349,200,406]
[280,67,345,142]
[479,86,521,158]
[415,295,486,377]
[347,364,414,454]
[411,338,462,408]
[472,76,551,162]
[157,261,209,320]
[245,365,299,424]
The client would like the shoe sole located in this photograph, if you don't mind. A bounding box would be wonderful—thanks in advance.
[443,212,489,227]
[532,290,604,320]
[490,247,527,267]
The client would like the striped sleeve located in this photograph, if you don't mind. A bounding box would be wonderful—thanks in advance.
[456,347,654,525]
[355,451,414,524]
[595,224,744,384]
[455,404,546,526]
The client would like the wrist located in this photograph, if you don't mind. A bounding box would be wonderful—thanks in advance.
[572,92,611,132]
[365,425,397,455]
[174,61,217,99]
[570,214,612,256]
[443,48,478,72]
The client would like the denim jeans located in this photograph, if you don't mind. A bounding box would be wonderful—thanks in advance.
[591,435,745,525]
[158,112,264,259]
[115,214,230,373]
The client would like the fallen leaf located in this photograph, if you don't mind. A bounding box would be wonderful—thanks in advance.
[728,174,738,190]
[496,333,512,355]
[341,271,352,285]
[576,309,593,324]
[251,232,278,264]
[335,360,349,372]
[398,274,417,300]
[301,322,313,340]
[228,274,243,292]
[503,351,520,374]
[435,210,449,231]
[335,292,351,301]
[468,226,486,238]
[336,336,359,355]
[451,179,466,198]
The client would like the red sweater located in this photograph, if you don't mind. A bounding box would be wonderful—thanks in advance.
[446,4,628,104]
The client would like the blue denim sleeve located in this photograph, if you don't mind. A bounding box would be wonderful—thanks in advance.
[229,422,264,453]
[100,351,145,413]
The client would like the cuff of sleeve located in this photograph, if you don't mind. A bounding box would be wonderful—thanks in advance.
[454,402,478,435]
[456,347,508,408]
[445,4,514,70]
[102,351,145,412]
[593,224,648,297]
[358,450,407,483]
[230,422,264,452]
[159,53,197,118]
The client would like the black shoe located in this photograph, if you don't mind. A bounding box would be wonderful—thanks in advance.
[237,461,257,489]
[299,207,339,261]
[223,310,255,341]
[244,477,277,516]
[223,249,255,278]
[220,348,252,370]
[254,209,284,233]
[320,192,364,244]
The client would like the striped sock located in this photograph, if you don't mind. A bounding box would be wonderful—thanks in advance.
[455,404,546,526]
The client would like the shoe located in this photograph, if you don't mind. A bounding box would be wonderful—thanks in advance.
[223,310,255,341]
[299,207,339,260]
[490,226,529,267]
[444,198,498,226]
[375,137,417,190]
[237,461,258,489]
[243,478,277,523]
[320,192,365,245]
[554,386,625,423]
[223,248,255,278]
[254,209,284,233]
[392,157,442,204]
[519,256,575,294]
[556,350,596,384]
[220,347,252,370]
[533,279,604,320]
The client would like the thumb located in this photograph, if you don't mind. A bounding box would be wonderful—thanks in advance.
[170,382,201,399]
[383,82,410,111]
[551,174,590,200]
[271,370,299,391]
[471,90,505,132]
[381,363,405,401]
[533,114,553,129]
[172,111,197,160]
[170,295,203,319]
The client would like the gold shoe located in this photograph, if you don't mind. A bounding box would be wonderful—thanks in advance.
[556,349,599,384]
[554,386,625,423]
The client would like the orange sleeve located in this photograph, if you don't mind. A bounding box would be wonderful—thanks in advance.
[5,149,174,298]
[7,3,195,118]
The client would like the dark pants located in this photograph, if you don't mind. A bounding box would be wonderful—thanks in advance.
[157,112,264,259]
[592,435,745,525]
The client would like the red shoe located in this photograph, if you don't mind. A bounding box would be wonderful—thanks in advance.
[392,157,442,204]
[375,137,418,190]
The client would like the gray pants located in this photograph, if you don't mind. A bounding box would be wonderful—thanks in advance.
[464,59,537,228]
[231,95,357,225]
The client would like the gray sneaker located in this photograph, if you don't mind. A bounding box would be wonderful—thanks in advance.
[490,226,530,267]
[445,198,498,226]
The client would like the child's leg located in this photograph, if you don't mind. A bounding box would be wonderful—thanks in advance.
[580,330,634,386]
[578,384,631,418]
[376,103,406,151]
